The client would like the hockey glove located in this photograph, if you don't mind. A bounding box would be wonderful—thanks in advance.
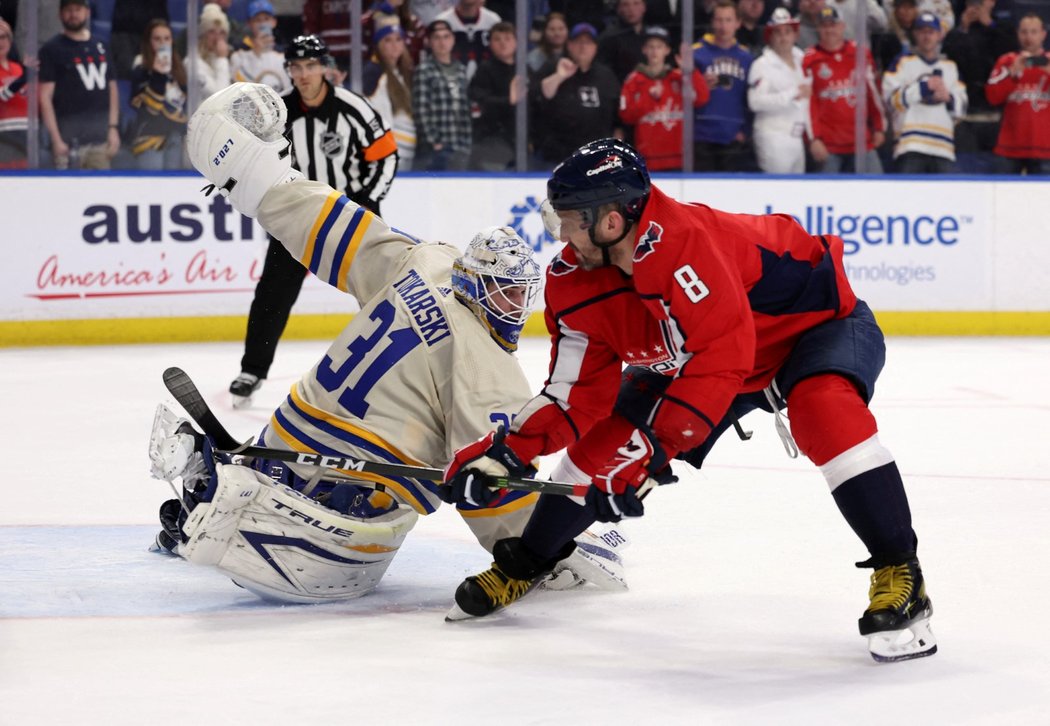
[442,426,532,507]
[587,428,667,523]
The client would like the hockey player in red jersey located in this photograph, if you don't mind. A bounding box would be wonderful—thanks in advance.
[441,137,936,663]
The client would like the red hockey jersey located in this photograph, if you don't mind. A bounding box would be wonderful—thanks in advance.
[986,51,1050,159]
[504,186,858,474]
[802,41,886,154]
[619,67,710,171]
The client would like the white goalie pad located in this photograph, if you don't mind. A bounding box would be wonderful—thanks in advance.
[545,522,630,592]
[181,463,419,603]
[186,82,303,217]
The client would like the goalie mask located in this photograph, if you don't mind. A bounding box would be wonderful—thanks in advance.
[452,226,542,353]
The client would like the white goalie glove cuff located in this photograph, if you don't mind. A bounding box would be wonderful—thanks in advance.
[186,82,303,218]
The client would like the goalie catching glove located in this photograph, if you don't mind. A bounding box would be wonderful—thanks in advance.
[186,82,303,217]
[441,425,535,507]
[587,428,666,523]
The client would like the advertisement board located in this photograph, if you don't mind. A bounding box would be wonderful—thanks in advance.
[1,174,1048,344]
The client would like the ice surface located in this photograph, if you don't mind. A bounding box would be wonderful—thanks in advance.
[2,338,1049,725]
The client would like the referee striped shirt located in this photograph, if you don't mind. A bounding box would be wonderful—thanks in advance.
[284,82,398,213]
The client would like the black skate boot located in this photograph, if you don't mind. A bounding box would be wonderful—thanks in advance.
[446,538,575,621]
[229,372,263,408]
[857,555,937,662]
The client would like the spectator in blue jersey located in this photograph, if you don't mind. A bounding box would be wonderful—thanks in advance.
[38,0,120,169]
[692,0,755,171]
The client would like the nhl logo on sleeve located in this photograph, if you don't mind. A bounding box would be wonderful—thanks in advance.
[632,221,664,262]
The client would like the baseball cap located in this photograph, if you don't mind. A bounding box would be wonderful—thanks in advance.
[60,0,88,7]
[426,19,453,37]
[643,26,672,44]
[913,11,941,30]
[569,22,598,41]
[764,8,800,40]
[247,0,275,18]
[817,6,842,23]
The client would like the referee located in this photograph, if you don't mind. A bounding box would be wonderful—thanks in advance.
[230,35,399,404]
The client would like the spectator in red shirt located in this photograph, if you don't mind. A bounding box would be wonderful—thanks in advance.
[985,13,1050,175]
[803,6,887,173]
[619,26,709,170]
[0,17,27,169]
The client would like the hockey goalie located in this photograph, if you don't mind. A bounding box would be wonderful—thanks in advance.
[147,82,628,603]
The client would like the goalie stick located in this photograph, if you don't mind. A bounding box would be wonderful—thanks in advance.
[162,367,588,498]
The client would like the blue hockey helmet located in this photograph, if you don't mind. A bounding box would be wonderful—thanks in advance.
[546,138,651,234]
[452,226,542,353]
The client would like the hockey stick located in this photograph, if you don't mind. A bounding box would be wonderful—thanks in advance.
[162,367,588,498]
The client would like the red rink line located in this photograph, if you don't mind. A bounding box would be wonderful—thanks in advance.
[28,288,258,300]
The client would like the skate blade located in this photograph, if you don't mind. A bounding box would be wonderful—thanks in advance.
[867,617,938,663]
[444,602,478,622]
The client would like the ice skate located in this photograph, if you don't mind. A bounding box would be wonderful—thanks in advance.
[445,563,543,621]
[857,556,937,663]
[229,372,263,408]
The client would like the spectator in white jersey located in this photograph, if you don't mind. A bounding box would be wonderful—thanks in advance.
[882,12,966,173]
[229,35,399,404]
[151,82,624,603]
[230,0,292,94]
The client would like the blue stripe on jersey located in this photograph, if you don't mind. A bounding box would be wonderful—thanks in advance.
[275,403,437,513]
[311,195,350,275]
[328,206,367,287]
[747,245,841,316]
[900,129,954,145]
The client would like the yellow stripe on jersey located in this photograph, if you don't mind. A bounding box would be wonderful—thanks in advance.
[457,491,539,518]
[267,412,433,515]
[288,384,424,466]
[334,211,374,293]
[302,190,342,268]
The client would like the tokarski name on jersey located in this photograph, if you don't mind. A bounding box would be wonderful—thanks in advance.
[393,269,452,347]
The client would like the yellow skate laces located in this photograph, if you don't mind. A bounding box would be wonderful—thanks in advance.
[473,565,534,608]
[867,563,920,613]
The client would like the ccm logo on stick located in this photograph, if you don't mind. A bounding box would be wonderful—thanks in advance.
[213,138,235,166]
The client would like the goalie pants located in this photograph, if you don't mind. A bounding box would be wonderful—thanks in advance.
[521,300,918,563]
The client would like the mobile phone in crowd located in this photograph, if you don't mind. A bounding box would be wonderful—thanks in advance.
[1024,55,1049,67]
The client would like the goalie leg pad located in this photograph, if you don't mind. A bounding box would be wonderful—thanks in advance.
[186,82,303,218]
[182,464,419,603]
[546,522,630,591]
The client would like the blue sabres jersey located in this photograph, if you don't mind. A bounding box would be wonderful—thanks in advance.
[692,39,753,145]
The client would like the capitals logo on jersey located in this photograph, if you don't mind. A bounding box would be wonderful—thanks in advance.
[549,251,578,276]
[632,221,664,262]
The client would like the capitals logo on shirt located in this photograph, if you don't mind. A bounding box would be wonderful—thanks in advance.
[632,221,664,262]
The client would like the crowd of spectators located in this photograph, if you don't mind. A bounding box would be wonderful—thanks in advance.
[0,0,1047,173]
